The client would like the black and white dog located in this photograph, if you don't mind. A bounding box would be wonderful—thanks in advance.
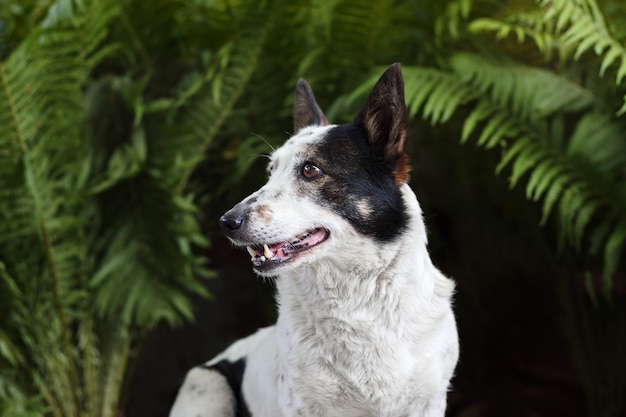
[170,64,459,417]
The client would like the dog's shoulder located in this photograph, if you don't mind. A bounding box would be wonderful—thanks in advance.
[170,327,277,417]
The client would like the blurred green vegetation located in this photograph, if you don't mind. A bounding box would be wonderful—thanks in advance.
[0,0,625,416]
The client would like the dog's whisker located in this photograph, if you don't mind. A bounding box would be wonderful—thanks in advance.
[242,153,271,163]
[252,153,272,160]
[250,132,275,152]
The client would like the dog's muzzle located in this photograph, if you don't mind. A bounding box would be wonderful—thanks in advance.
[218,205,330,272]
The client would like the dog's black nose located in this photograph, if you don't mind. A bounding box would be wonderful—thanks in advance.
[219,213,244,232]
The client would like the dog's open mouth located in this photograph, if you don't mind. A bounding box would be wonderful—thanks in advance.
[245,227,329,271]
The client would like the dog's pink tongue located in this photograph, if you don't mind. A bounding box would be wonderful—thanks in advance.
[302,228,327,246]
[281,228,327,254]
[271,243,289,260]
[270,242,286,253]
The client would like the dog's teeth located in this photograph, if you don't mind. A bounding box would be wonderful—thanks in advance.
[247,246,257,257]
[260,255,266,262]
[263,244,274,259]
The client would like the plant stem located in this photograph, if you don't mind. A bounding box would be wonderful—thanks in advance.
[39,217,83,417]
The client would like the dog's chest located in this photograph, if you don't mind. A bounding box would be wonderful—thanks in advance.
[275,309,419,416]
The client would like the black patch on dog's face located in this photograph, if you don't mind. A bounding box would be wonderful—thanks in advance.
[298,124,408,242]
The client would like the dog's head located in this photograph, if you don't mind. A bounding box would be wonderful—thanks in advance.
[219,64,413,276]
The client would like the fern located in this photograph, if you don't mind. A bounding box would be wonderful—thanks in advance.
[470,0,626,114]
[84,0,273,327]
[468,11,560,60]
[546,0,626,114]
[434,0,473,40]
[0,0,273,415]
[0,1,123,414]
[289,0,404,109]
[340,1,626,292]
[405,67,478,124]
[173,0,273,192]
[441,54,626,264]
[457,3,626,285]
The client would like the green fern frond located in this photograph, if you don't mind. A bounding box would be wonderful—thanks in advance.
[89,174,210,327]
[450,53,595,120]
[568,112,626,171]
[398,47,625,288]
[497,111,625,272]
[331,0,395,59]
[538,0,626,111]
[328,64,476,126]
[526,160,564,202]
[479,109,521,148]
[171,1,273,193]
[403,67,477,124]
[435,0,474,40]
[603,221,626,290]
[471,1,626,113]
[558,182,591,248]
[0,0,122,306]
[0,0,119,360]
[508,137,550,184]
[446,53,622,252]
[499,133,619,259]
[468,5,559,59]
[0,0,220,415]
[498,117,626,277]
[85,0,271,328]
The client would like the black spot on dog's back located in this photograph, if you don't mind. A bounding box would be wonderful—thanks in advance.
[200,359,251,417]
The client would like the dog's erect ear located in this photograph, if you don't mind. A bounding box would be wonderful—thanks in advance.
[293,79,329,134]
[356,63,410,185]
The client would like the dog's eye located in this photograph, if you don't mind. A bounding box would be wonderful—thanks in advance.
[302,163,322,179]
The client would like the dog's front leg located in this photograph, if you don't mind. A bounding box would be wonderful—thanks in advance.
[169,367,236,417]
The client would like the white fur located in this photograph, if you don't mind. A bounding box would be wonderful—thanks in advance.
[170,126,459,417]
[169,368,235,417]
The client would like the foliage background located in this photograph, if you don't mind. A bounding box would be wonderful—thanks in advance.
[1,0,625,416]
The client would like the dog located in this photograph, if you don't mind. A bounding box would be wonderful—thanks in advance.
[169,63,459,417]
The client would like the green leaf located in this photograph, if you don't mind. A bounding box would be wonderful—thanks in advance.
[541,174,568,225]
[525,158,556,200]
[509,145,548,188]
[462,101,494,143]
[603,223,626,294]
[402,67,474,125]
[568,112,626,172]
[573,198,602,250]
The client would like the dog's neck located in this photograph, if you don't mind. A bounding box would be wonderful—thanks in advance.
[269,185,456,415]
[275,184,450,340]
